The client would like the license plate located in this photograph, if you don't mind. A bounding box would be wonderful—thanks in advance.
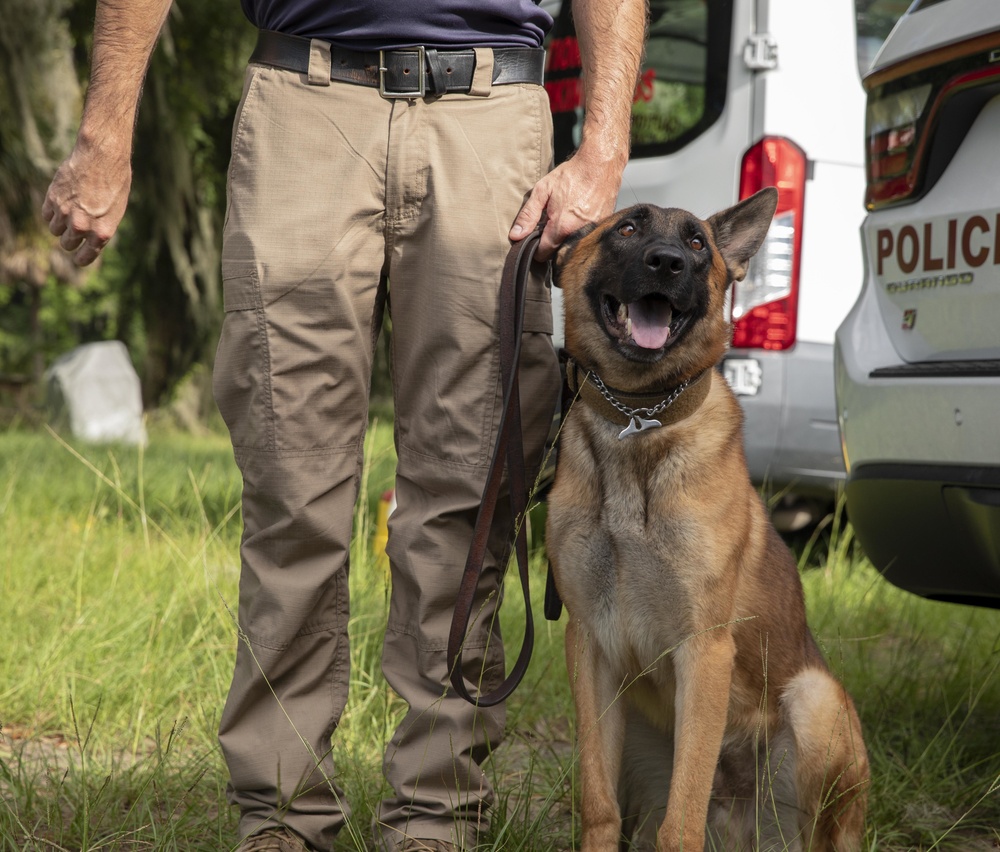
[723,358,762,396]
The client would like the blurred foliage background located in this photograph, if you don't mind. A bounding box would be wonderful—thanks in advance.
[0,1,403,424]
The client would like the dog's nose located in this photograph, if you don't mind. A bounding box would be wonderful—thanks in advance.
[644,244,686,276]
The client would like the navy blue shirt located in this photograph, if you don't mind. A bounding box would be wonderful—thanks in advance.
[240,1,554,50]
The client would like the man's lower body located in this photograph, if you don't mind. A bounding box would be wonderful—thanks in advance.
[213,46,560,851]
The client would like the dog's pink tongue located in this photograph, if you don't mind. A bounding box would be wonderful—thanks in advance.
[628,300,672,350]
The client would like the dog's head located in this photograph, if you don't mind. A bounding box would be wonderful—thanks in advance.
[554,188,778,391]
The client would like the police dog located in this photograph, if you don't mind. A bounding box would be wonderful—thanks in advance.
[546,188,868,852]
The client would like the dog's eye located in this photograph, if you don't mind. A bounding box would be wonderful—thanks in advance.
[618,223,636,237]
[690,236,704,251]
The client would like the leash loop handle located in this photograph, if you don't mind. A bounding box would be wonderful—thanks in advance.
[447,229,542,707]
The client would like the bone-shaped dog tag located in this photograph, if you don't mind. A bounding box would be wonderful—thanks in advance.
[618,415,662,439]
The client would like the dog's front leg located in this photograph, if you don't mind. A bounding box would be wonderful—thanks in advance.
[567,618,626,852]
[658,631,735,852]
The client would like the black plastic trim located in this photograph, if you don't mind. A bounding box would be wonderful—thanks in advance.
[869,359,1000,379]
[922,82,1000,196]
[846,461,1000,608]
[850,461,1000,488]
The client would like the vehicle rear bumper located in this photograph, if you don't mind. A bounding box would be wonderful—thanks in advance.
[846,462,1000,607]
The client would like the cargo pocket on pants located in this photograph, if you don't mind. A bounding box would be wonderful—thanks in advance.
[522,294,554,335]
[213,267,275,451]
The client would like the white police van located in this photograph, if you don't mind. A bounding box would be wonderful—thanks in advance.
[544,0,906,529]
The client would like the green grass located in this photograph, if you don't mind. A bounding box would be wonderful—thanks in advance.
[1,425,998,850]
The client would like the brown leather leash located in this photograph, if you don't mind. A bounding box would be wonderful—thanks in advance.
[447,229,542,707]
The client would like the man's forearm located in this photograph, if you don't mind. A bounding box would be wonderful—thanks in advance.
[572,0,647,169]
[42,0,173,266]
[503,0,648,253]
[80,0,173,147]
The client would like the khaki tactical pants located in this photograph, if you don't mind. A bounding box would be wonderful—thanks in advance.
[214,45,560,851]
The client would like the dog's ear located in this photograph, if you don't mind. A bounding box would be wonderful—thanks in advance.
[707,187,779,284]
[552,221,600,286]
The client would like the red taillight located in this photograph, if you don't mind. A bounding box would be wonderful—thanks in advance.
[864,83,931,208]
[864,65,1000,209]
[732,137,807,351]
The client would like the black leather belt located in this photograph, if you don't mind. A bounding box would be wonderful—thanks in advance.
[250,30,545,98]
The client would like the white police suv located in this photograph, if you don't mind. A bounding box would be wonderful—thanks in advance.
[835,0,1000,607]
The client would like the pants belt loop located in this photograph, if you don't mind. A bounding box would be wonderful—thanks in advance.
[307,38,332,86]
[469,47,494,97]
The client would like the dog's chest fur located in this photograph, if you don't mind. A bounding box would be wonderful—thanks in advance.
[550,383,743,683]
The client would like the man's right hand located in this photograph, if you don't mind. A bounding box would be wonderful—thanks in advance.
[42,134,132,268]
[41,0,174,267]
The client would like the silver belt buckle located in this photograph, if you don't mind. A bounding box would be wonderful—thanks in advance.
[379,46,426,98]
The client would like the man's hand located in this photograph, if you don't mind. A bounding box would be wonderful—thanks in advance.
[40,0,172,267]
[509,0,645,261]
[42,135,132,267]
[508,147,623,260]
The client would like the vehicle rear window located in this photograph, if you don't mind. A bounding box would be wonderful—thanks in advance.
[545,0,733,164]
[856,0,912,76]
[906,0,949,10]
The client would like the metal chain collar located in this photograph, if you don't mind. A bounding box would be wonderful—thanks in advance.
[586,370,691,421]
